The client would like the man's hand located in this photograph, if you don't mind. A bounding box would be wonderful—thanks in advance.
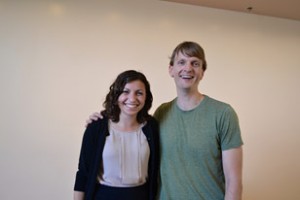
[85,112,103,126]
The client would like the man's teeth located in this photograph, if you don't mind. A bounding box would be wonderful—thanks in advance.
[180,75,193,79]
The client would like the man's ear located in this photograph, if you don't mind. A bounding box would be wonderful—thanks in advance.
[199,70,205,80]
[169,65,174,77]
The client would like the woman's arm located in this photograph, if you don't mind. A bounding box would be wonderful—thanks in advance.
[73,191,85,200]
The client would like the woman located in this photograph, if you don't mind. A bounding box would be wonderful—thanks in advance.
[74,70,159,200]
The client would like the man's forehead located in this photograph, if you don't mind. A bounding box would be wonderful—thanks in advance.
[175,52,202,61]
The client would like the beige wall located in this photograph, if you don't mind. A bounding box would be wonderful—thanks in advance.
[1,0,300,199]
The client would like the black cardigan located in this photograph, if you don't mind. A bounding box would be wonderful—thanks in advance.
[74,117,159,200]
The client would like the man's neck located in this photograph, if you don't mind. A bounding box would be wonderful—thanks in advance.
[176,91,204,111]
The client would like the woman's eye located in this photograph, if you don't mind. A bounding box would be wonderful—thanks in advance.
[137,91,144,96]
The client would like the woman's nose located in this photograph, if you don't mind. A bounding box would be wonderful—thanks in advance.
[128,93,137,100]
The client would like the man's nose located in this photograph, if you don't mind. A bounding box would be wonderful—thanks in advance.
[183,62,192,71]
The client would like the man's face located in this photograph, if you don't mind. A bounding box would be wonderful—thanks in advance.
[169,52,204,91]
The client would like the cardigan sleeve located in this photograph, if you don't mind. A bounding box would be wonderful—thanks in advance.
[145,117,160,200]
[74,120,100,191]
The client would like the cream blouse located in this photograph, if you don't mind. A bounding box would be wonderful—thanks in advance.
[98,123,150,187]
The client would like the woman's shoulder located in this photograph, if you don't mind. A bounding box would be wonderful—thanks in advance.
[146,115,158,125]
[84,117,109,137]
[143,116,159,134]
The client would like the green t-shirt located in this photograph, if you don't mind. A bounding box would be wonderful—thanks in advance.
[154,95,243,200]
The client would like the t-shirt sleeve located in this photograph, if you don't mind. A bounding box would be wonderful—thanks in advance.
[219,105,243,150]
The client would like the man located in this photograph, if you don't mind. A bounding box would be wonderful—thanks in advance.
[154,41,243,200]
[86,41,243,200]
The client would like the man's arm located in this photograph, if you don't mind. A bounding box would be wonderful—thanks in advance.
[222,146,243,200]
[85,112,102,126]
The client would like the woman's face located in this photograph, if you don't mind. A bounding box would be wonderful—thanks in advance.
[118,80,146,119]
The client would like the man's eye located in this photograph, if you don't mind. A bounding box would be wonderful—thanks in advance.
[178,60,185,65]
[192,62,200,67]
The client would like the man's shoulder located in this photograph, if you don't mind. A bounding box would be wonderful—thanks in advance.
[203,95,239,120]
[153,99,176,120]
[203,95,231,109]
[156,99,176,110]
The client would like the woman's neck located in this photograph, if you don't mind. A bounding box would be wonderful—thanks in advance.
[110,116,140,132]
